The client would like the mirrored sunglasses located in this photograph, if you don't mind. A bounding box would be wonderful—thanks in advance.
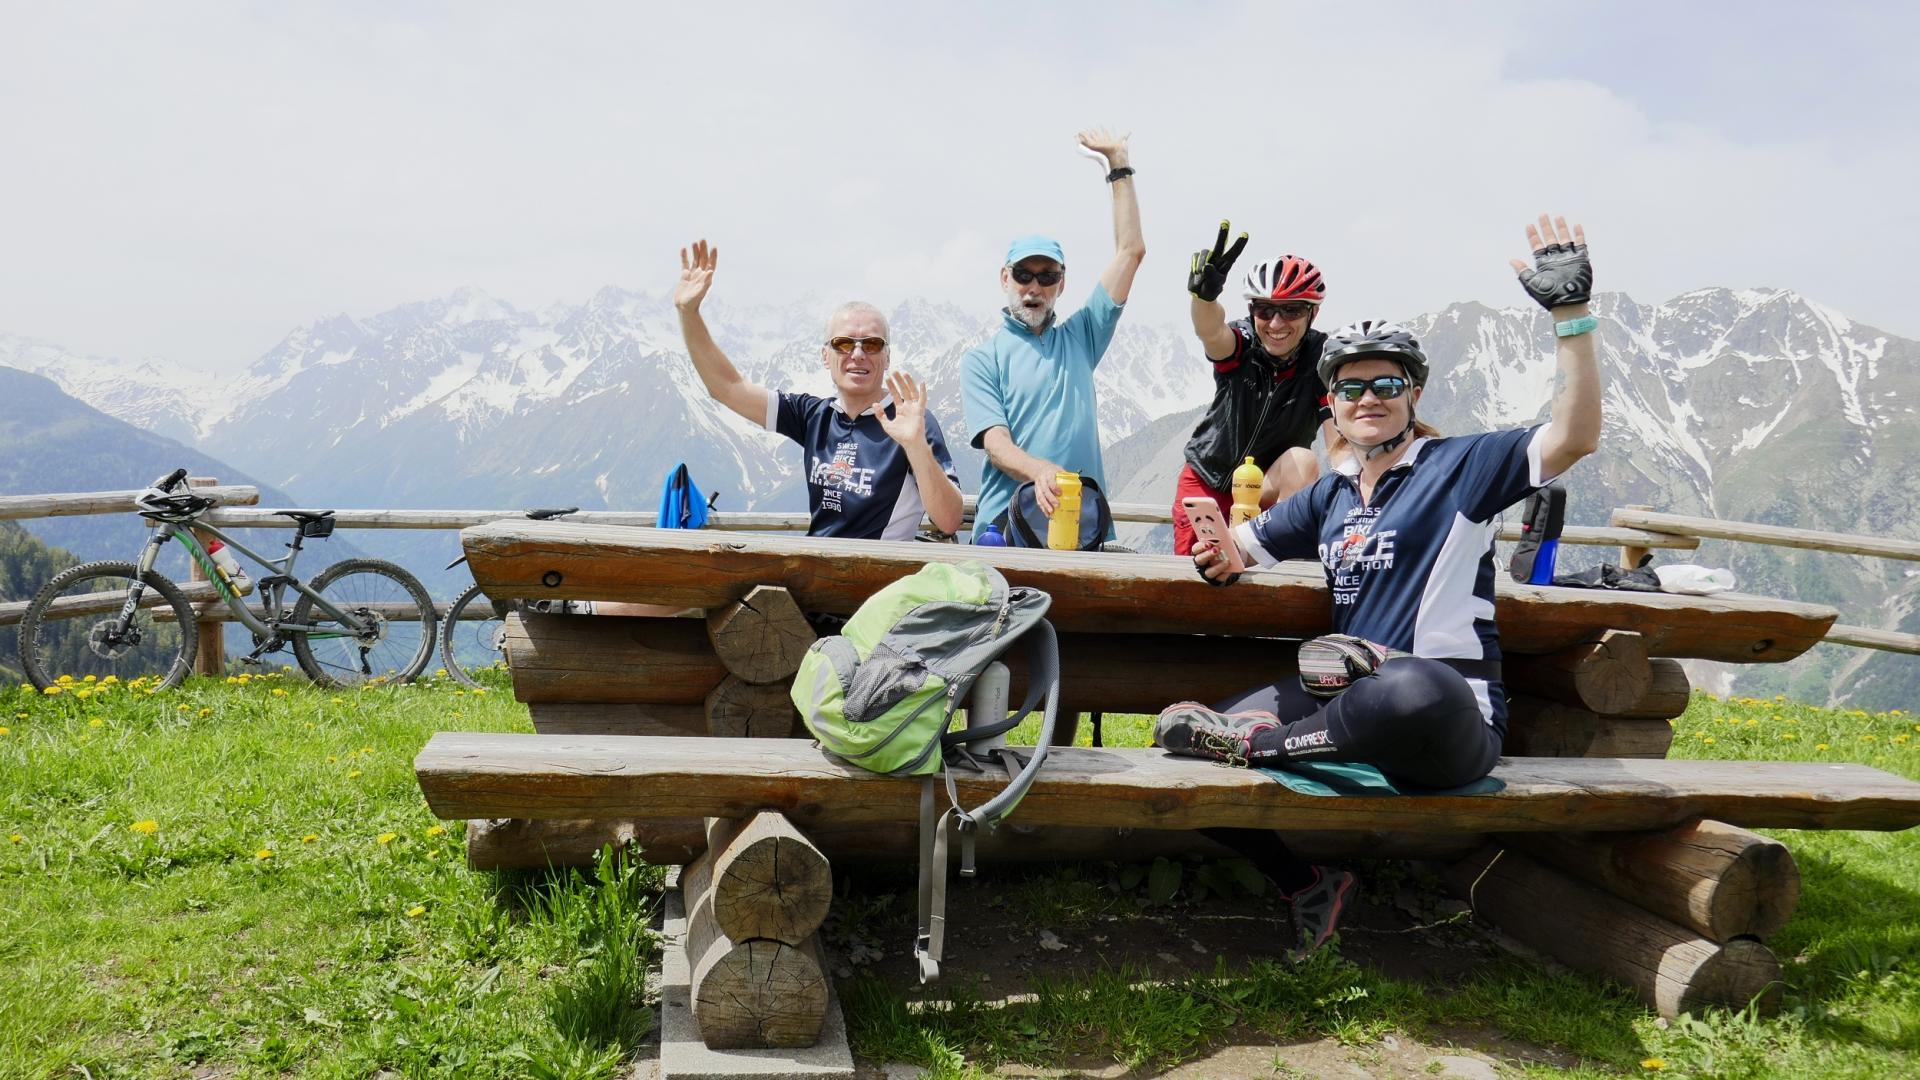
[1330,375,1411,402]
[827,336,887,355]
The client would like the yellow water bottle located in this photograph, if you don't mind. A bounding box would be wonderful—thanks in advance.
[1047,471,1083,550]
[1230,456,1264,526]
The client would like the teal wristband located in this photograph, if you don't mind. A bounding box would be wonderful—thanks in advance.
[1554,315,1598,338]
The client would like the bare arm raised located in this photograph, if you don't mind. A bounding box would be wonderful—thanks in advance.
[1512,215,1601,478]
[1187,220,1247,361]
[1078,128,1146,304]
[675,240,770,425]
[871,370,965,534]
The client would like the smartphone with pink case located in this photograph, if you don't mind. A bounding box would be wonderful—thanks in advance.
[1181,497,1245,574]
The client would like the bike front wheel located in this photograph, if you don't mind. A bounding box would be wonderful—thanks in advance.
[289,558,436,688]
[17,560,198,691]
[440,581,509,689]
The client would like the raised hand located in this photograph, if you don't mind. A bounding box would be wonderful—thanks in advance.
[1076,127,1131,169]
[1188,219,1249,301]
[872,370,928,448]
[1510,214,1592,311]
[675,240,719,312]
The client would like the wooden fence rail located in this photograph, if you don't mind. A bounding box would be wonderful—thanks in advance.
[0,485,260,521]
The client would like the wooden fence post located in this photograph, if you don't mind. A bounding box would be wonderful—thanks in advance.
[187,477,226,678]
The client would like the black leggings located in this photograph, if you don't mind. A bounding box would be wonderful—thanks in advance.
[1201,657,1502,895]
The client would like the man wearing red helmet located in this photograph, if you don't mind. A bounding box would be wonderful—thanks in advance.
[1169,223,1336,555]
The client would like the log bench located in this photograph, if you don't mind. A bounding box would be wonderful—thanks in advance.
[418,734,1920,1019]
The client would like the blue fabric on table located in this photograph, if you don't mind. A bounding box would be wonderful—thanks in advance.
[1257,761,1505,797]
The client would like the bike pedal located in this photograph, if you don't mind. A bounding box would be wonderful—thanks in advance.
[237,655,264,667]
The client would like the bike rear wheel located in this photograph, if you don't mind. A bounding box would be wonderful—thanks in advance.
[440,582,509,689]
[17,560,198,691]
[289,558,436,688]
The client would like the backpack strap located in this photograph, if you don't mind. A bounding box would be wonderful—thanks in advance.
[915,619,1062,984]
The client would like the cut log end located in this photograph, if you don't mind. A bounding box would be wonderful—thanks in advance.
[704,675,800,738]
[705,585,816,684]
[691,937,828,1049]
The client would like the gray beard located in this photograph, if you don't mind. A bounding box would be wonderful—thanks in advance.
[1007,300,1054,331]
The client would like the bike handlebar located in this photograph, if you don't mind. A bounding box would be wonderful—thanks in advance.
[151,468,189,492]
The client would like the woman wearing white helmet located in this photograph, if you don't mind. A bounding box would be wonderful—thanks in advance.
[1172,225,1337,555]
[1157,214,1602,958]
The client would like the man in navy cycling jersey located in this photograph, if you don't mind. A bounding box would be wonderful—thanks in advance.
[673,239,964,541]
[1160,214,1602,961]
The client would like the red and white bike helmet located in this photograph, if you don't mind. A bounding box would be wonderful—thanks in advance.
[1243,255,1327,303]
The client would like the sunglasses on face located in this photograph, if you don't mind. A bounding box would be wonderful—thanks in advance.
[1330,375,1411,402]
[1009,267,1064,287]
[827,336,887,355]
[1250,300,1315,322]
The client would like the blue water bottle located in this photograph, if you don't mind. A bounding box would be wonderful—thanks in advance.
[975,523,1007,547]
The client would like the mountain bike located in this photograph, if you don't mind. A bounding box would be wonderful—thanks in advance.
[15,468,437,691]
[440,506,589,688]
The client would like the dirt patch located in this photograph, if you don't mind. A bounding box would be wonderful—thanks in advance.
[831,862,1585,1078]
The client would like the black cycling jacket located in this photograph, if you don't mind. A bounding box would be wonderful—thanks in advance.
[1181,320,1331,492]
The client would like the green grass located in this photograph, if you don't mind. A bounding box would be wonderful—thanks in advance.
[3,675,1916,1078]
[0,667,658,1080]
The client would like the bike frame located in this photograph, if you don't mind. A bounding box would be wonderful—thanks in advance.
[135,518,365,642]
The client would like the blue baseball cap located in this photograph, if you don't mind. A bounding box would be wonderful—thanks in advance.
[1004,234,1065,268]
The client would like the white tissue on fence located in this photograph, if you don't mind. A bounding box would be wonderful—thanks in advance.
[1654,564,1736,595]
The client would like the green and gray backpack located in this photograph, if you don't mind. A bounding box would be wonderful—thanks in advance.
[791,561,1060,982]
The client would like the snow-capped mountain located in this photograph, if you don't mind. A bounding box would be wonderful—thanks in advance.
[7,284,1916,707]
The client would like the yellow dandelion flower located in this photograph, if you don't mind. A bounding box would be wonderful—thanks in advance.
[131,819,159,834]
[1642,1060,1666,1072]
[346,769,362,779]
[1816,743,1830,751]
[330,697,344,704]
[425,825,446,837]
[57,675,73,685]
[8,834,22,844]
[450,710,462,719]
[1862,734,1877,742]
[198,708,212,717]
[377,832,397,845]
[13,712,24,719]
[1745,718,1758,726]
[42,685,63,695]
[1781,733,1797,741]
[326,755,338,764]
[302,833,319,843]
[360,746,374,755]
[74,689,93,700]
[255,849,274,860]
[1773,695,1785,702]
[88,717,104,728]
[176,704,190,712]
[82,674,96,683]
[225,676,241,685]
[472,688,486,696]
[406,905,426,918]
[101,675,117,685]
[1895,735,1910,745]
[0,726,9,736]
[1704,737,1716,745]
[435,668,447,678]
[271,688,288,697]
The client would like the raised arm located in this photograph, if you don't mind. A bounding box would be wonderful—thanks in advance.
[674,240,770,425]
[1511,215,1600,478]
[872,371,965,534]
[1187,220,1247,361]
[1078,128,1145,304]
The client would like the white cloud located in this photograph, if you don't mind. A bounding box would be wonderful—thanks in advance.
[1,2,1916,369]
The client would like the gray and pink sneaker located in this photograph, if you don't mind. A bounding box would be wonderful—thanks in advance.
[1152,702,1280,767]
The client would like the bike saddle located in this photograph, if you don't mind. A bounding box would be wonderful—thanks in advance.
[271,510,336,524]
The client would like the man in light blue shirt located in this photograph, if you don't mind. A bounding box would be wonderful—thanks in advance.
[961,128,1146,541]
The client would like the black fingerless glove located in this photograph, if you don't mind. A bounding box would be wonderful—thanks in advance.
[1194,559,1240,587]
[1187,220,1248,302]
[1516,242,1593,310]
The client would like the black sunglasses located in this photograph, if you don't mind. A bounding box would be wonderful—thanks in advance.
[1010,267,1063,286]
[827,336,887,354]
[1250,300,1315,322]
[1329,375,1411,402]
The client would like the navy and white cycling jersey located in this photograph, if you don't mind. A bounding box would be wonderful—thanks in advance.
[765,391,961,542]
[1230,425,1556,735]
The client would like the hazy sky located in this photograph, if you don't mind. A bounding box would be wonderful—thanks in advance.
[4,1,1916,369]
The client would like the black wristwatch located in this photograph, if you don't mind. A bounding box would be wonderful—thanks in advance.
[1106,166,1135,183]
